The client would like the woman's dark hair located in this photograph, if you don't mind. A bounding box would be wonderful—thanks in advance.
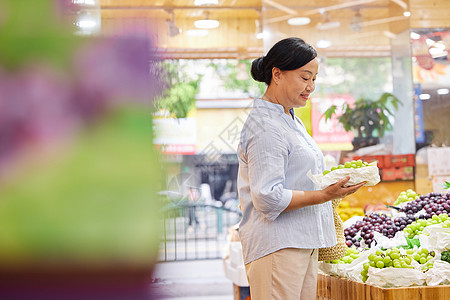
[250,37,317,85]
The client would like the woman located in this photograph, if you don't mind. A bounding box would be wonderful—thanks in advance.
[237,37,365,299]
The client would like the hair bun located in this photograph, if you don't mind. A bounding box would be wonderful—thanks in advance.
[250,56,266,83]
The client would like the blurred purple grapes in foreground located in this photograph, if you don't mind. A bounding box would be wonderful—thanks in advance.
[0,35,164,173]
[0,1,165,299]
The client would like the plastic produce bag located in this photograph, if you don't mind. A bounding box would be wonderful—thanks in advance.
[366,266,426,288]
[426,260,450,286]
[372,231,409,249]
[344,246,380,283]
[308,162,380,189]
[423,226,450,252]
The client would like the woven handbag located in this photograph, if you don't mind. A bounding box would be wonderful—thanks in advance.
[318,198,347,261]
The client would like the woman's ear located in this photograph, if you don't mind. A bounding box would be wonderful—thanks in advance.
[272,67,281,85]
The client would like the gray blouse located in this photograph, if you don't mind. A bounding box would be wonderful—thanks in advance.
[237,98,336,264]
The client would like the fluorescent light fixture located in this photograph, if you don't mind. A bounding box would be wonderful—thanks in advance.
[419,93,431,100]
[316,21,341,30]
[194,19,219,29]
[194,0,218,5]
[287,17,311,26]
[410,32,420,39]
[403,11,411,17]
[316,39,331,48]
[187,29,208,37]
[437,88,449,95]
[76,19,97,28]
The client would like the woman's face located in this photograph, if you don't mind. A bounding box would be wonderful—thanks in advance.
[276,58,318,108]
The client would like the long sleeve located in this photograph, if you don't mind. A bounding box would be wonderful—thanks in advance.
[244,125,292,221]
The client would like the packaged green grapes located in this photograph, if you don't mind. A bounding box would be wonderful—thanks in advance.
[309,160,380,189]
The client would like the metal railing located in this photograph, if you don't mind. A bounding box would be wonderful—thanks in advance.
[159,201,242,262]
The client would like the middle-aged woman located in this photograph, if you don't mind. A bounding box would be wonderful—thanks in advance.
[237,37,366,300]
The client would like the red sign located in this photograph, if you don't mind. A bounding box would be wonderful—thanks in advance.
[311,95,355,144]
[156,144,196,155]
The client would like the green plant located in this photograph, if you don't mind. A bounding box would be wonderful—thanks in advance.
[209,59,266,97]
[322,92,401,139]
[155,60,201,119]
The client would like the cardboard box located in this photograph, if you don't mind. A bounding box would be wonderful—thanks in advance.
[384,154,415,168]
[381,166,414,181]
[427,147,450,176]
[432,176,450,194]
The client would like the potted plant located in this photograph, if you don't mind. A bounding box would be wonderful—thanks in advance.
[322,92,401,150]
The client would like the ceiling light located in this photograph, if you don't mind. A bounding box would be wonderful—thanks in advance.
[316,21,340,30]
[194,19,219,29]
[166,20,181,37]
[166,10,181,37]
[419,93,431,100]
[410,32,420,39]
[287,17,311,26]
[403,11,411,17]
[350,10,363,32]
[437,88,449,95]
[316,39,331,48]
[187,29,209,37]
[194,0,218,5]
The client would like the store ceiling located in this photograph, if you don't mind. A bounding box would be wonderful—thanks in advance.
[96,0,450,58]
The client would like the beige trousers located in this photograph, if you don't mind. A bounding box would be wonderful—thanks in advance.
[245,248,318,300]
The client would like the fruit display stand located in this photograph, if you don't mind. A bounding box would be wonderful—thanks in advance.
[317,273,450,300]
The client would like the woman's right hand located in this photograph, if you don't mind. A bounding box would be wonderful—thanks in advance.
[323,176,366,200]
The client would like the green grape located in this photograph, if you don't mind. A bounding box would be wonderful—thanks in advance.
[322,160,371,175]
[328,246,360,264]
[393,189,419,206]
[390,252,400,260]
[363,262,370,271]
[376,261,385,268]
[373,255,383,263]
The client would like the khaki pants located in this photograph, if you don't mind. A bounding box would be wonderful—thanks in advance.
[245,248,318,300]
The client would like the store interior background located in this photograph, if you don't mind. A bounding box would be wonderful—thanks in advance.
[77,0,450,208]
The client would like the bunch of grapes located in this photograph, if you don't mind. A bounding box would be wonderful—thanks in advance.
[441,251,450,263]
[323,160,371,175]
[393,189,419,206]
[400,192,450,219]
[404,213,450,238]
[325,246,360,264]
[344,213,417,248]
[361,247,435,282]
